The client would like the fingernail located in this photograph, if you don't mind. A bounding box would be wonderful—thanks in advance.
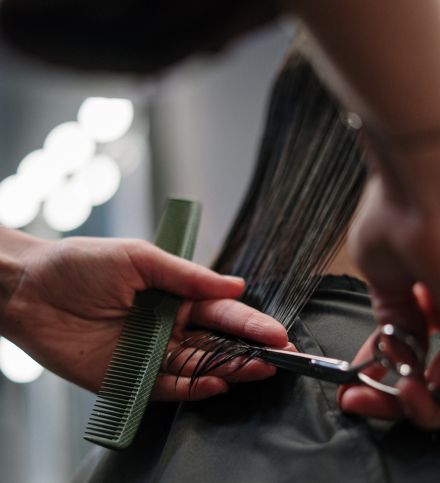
[223,275,245,284]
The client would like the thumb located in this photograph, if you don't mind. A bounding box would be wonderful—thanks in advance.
[129,242,245,300]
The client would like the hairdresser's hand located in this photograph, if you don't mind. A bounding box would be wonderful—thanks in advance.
[338,314,440,429]
[155,298,290,401]
[0,229,287,400]
[340,154,440,428]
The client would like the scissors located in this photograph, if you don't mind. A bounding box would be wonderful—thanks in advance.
[253,324,426,397]
[173,324,430,398]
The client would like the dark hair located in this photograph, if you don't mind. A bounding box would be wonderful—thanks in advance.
[0,0,282,73]
[175,52,367,381]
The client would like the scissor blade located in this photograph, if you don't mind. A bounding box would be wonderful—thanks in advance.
[257,347,359,384]
[357,372,400,396]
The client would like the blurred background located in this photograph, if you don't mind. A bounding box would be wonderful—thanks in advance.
[0,23,292,483]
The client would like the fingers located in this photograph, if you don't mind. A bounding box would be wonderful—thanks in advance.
[339,386,403,420]
[174,297,289,349]
[163,344,276,382]
[126,242,245,300]
[397,377,440,429]
[151,373,228,401]
[338,330,440,427]
[157,296,288,402]
[189,299,288,347]
[338,330,396,416]
[407,350,440,428]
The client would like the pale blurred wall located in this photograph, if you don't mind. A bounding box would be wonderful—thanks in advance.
[150,26,292,264]
[0,43,154,483]
[0,23,292,483]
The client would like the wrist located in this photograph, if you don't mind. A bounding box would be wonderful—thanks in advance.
[0,225,46,258]
[0,252,21,321]
[0,227,47,337]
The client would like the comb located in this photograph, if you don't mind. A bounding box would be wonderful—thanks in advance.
[84,198,201,449]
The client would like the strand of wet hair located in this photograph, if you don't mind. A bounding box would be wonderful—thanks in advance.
[175,52,366,386]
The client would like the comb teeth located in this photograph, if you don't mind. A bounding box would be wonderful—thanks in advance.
[84,199,201,450]
[84,307,163,449]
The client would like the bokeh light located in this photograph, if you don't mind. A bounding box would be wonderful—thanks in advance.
[0,338,44,384]
[17,149,64,200]
[1,97,136,232]
[75,154,121,206]
[43,179,92,232]
[0,175,40,228]
[44,122,95,174]
[77,97,134,143]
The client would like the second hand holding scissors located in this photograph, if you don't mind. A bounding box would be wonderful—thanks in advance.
[254,324,427,397]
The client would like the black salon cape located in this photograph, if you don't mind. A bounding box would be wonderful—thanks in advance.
[75,276,440,483]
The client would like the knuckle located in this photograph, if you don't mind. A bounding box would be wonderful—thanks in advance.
[242,312,263,336]
[186,265,203,291]
[212,300,234,328]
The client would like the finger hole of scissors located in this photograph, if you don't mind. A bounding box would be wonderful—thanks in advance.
[374,324,426,377]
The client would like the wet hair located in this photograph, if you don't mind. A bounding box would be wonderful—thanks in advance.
[0,0,282,73]
[173,51,367,382]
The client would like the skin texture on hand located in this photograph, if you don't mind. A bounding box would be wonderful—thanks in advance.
[340,166,440,429]
[0,232,288,400]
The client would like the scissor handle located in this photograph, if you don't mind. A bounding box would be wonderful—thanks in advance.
[254,323,431,398]
[373,324,426,377]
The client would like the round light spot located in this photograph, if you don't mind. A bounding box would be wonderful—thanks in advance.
[44,122,95,174]
[0,338,44,384]
[43,179,92,232]
[77,97,134,143]
[346,112,363,130]
[17,149,64,200]
[75,154,121,206]
[398,363,412,377]
[0,175,40,228]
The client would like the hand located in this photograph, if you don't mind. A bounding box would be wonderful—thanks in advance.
[154,297,291,400]
[338,316,440,428]
[342,156,440,428]
[1,231,287,400]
